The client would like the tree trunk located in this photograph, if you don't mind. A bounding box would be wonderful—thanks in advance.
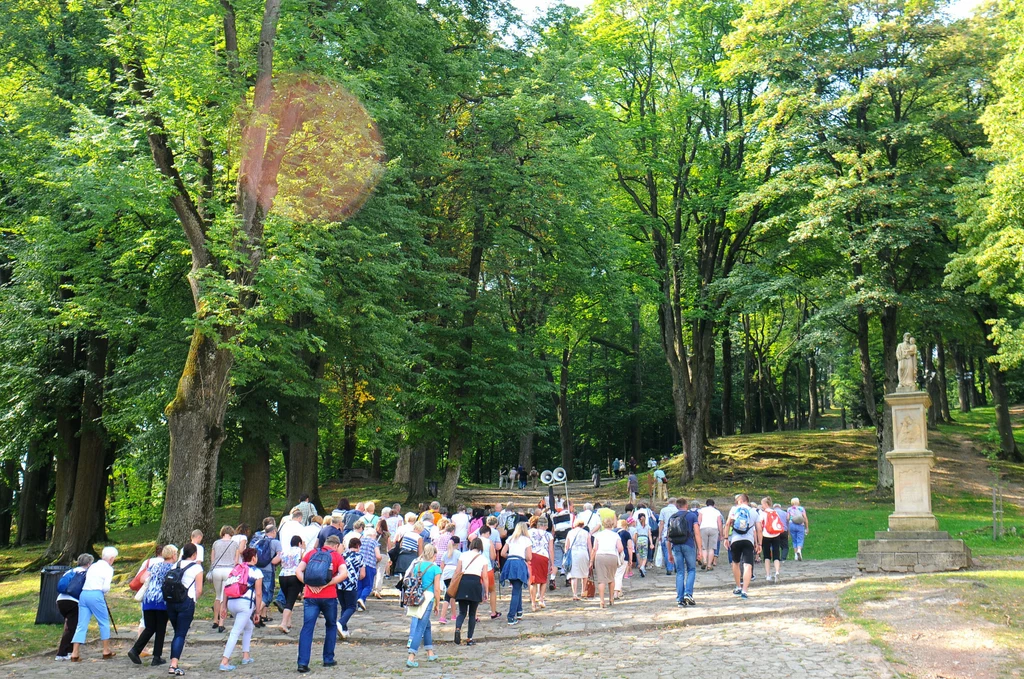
[924,343,941,428]
[405,440,432,504]
[975,307,1022,462]
[45,328,83,560]
[631,306,643,456]
[935,336,952,422]
[394,442,411,487]
[370,448,381,482]
[0,461,16,546]
[722,325,734,436]
[439,214,486,507]
[970,355,986,406]
[545,346,575,480]
[91,441,115,545]
[17,443,51,545]
[742,332,753,434]
[342,422,357,471]
[283,393,322,511]
[855,304,882,465]
[808,354,819,429]
[156,330,234,547]
[240,441,272,530]
[952,345,972,413]
[518,401,536,470]
[876,305,899,491]
[55,335,109,560]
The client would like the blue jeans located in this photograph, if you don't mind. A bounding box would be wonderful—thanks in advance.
[357,567,376,602]
[671,543,697,600]
[507,580,525,622]
[71,590,111,644]
[337,588,358,632]
[260,565,275,606]
[166,599,195,661]
[662,536,675,574]
[407,604,433,655]
[297,597,337,667]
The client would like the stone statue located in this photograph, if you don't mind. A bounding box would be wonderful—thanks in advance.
[896,333,918,390]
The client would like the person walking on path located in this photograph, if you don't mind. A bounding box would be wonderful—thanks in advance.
[218,547,263,671]
[508,467,518,491]
[666,498,703,607]
[405,544,442,667]
[127,545,177,667]
[295,534,348,673]
[657,498,678,576]
[337,538,364,640]
[759,497,785,582]
[477,525,502,620]
[653,468,667,501]
[251,519,281,627]
[355,524,381,610]
[773,503,791,561]
[698,499,724,571]
[500,522,532,624]
[614,520,634,599]
[295,493,317,526]
[564,518,591,599]
[632,511,652,577]
[527,516,554,611]
[210,525,241,632]
[276,535,305,633]
[69,546,118,662]
[55,554,93,661]
[627,472,639,504]
[529,467,540,490]
[787,498,810,560]
[725,494,762,599]
[437,536,461,624]
[452,538,488,646]
[165,543,204,676]
[589,516,623,608]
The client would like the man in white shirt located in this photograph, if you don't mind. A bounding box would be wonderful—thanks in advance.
[577,503,602,534]
[653,468,668,501]
[190,529,205,565]
[658,499,680,575]
[452,505,470,543]
[279,509,304,550]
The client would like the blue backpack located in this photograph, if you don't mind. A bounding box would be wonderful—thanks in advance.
[304,549,334,587]
[142,562,172,606]
[56,568,86,599]
[253,532,275,568]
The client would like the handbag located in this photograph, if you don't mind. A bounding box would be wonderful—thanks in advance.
[447,553,480,600]
[654,541,664,568]
[584,577,596,598]
[561,533,578,572]
[128,564,147,592]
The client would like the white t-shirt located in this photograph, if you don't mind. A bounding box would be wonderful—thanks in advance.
[565,527,590,554]
[658,504,677,528]
[83,559,114,593]
[529,528,551,557]
[175,559,204,602]
[698,506,722,530]
[452,512,470,542]
[594,530,621,556]
[194,544,205,565]
[279,520,302,552]
[506,535,531,559]
[578,510,601,533]
[385,515,401,535]
[458,549,488,576]
[279,546,305,577]
[300,524,321,549]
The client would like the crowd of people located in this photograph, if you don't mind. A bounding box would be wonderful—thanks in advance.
[53,490,810,673]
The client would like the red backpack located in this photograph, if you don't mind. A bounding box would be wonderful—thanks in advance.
[223,563,250,599]
[763,509,785,536]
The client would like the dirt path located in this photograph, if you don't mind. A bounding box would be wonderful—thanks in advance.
[856,578,1024,679]
[931,430,1024,512]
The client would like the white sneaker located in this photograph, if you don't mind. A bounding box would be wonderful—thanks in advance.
[337,621,344,636]
[356,599,366,611]
[54,656,69,662]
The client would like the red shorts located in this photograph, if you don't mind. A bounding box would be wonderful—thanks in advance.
[529,554,549,585]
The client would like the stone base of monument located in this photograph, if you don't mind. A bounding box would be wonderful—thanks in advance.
[857,531,972,573]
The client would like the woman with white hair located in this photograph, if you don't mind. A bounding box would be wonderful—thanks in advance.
[69,546,118,661]
[787,498,810,560]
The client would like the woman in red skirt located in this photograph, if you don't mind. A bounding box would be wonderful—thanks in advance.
[527,516,554,611]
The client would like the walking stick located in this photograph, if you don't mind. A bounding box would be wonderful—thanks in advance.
[105,599,119,636]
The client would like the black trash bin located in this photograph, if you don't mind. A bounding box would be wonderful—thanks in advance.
[36,565,70,625]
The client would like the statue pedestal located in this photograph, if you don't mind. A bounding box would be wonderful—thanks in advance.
[886,391,937,531]
[857,390,971,572]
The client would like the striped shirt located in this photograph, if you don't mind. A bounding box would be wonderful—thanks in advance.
[358,534,378,567]
[400,533,420,554]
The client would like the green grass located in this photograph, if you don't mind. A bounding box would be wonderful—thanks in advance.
[937,407,1024,482]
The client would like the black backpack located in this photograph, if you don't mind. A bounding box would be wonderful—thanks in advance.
[667,511,692,545]
[162,561,198,604]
